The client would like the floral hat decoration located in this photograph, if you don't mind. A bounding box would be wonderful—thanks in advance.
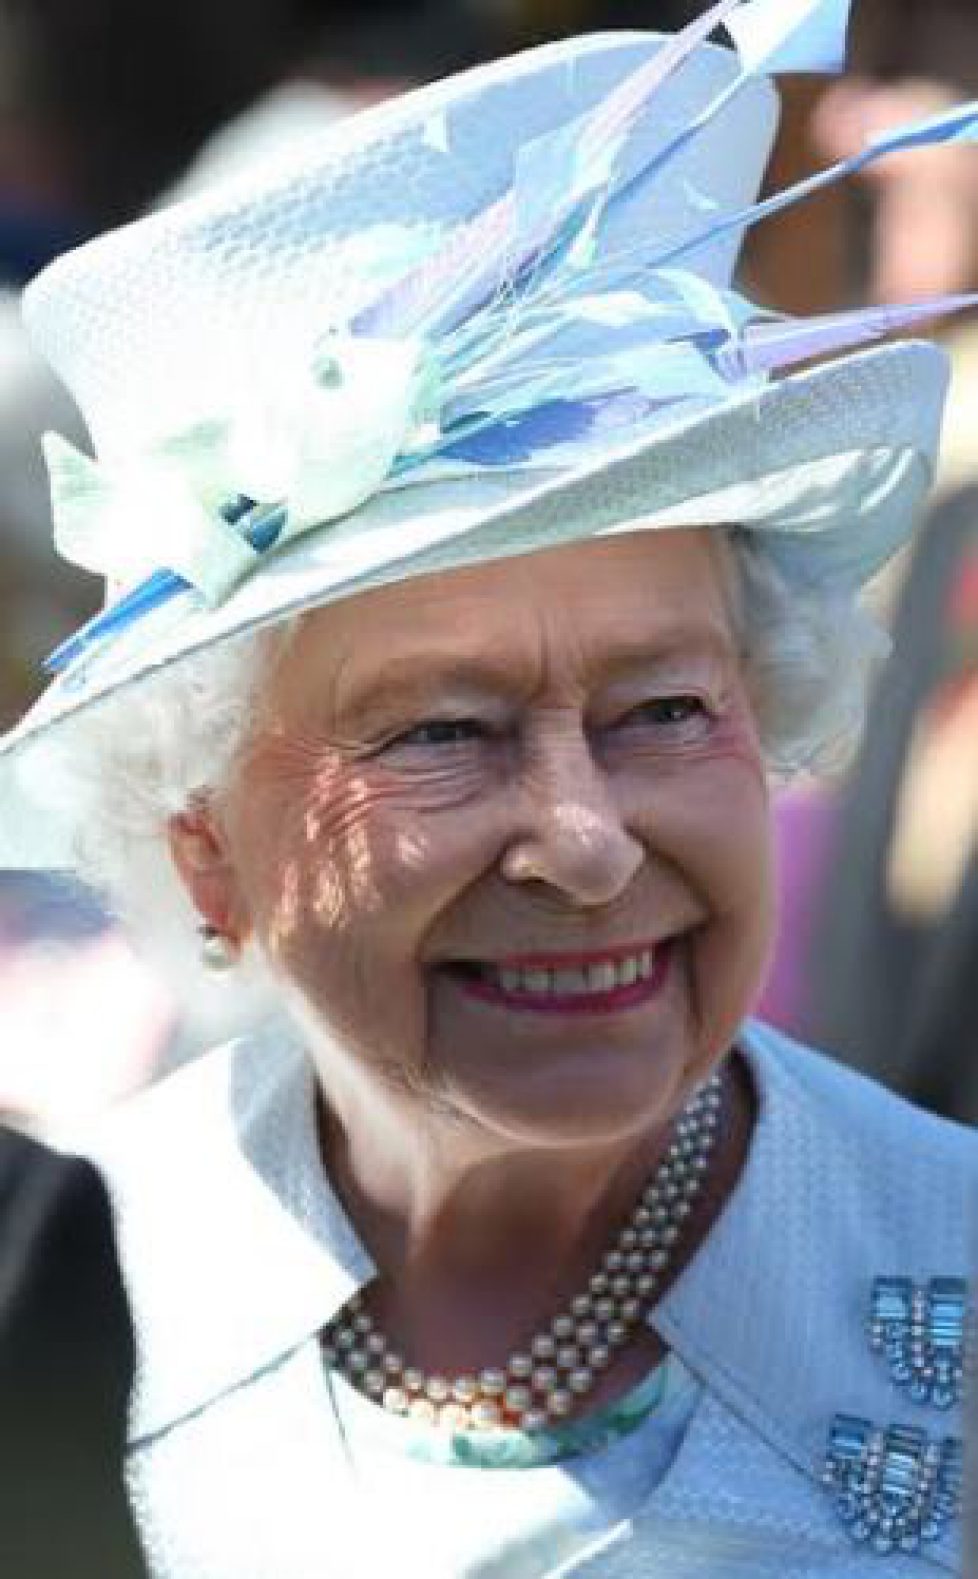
[3,0,978,868]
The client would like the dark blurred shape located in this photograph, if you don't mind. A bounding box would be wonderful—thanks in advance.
[0,1127,146,1578]
[809,486,978,1125]
[514,0,702,42]
[293,0,506,79]
[851,0,978,93]
[0,1,504,250]
[0,0,301,230]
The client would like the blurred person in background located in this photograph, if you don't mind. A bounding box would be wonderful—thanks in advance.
[0,1122,146,1577]
[0,0,302,240]
[804,486,978,1124]
[814,0,978,495]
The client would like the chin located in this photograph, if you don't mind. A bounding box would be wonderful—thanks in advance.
[432,1031,700,1151]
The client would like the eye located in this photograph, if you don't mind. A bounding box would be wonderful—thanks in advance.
[387,718,488,749]
[623,695,707,728]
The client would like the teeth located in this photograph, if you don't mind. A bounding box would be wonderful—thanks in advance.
[588,961,617,991]
[553,967,588,994]
[487,949,659,997]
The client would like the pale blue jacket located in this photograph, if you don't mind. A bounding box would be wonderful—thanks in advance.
[88,1021,976,1577]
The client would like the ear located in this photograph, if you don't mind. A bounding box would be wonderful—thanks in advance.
[167,801,249,946]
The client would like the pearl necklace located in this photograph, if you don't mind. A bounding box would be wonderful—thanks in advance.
[322,1072,722,1433]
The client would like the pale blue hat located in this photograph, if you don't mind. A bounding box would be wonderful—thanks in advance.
[2,0,978,869]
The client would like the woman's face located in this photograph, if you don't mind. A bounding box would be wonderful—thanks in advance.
[185,530,774,1145]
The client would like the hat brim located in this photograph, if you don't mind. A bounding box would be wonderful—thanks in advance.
[0,336,948,870]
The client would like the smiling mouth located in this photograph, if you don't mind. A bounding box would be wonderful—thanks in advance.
[444,941,674,1015]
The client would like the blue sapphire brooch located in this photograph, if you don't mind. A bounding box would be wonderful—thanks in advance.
[867,1276,969,1408]
[822,1414,962,1554]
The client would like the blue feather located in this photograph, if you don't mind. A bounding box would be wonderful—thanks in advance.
[658,96,978,269]
[436,392,665,465]
[863,98,978,158]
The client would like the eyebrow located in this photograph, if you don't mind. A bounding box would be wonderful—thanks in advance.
[587,625,735,679]
[333,656,527,719]
[334,622,735,717]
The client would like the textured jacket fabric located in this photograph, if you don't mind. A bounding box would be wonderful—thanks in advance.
[88,1021,976,1577]
[0,1127,148,1579]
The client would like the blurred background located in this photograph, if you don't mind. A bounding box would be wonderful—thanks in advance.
[1,0,978,1138]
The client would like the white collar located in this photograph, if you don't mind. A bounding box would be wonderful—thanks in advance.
[96,1031,374,1442]
[96,1018,973,1487]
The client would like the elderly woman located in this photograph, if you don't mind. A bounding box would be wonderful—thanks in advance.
[1,8,976,1576]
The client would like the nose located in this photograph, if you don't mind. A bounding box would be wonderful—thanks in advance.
[500,721,644,908]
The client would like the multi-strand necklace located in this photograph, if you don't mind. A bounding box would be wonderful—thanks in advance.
[322,1071,722,1433]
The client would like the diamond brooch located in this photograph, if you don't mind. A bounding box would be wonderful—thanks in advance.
[867,1276,970,1409]
[822,1414,962,1555]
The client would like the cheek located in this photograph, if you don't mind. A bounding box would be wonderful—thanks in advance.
[629,727,774,1029]
[626,698,770,890]
[227,739,503,965]
[668,748,770,907]
[649,766,772,932]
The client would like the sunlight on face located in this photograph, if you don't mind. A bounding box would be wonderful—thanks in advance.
[216,530,774,1145]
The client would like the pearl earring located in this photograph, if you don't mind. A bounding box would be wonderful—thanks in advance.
[199,924,240,972]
